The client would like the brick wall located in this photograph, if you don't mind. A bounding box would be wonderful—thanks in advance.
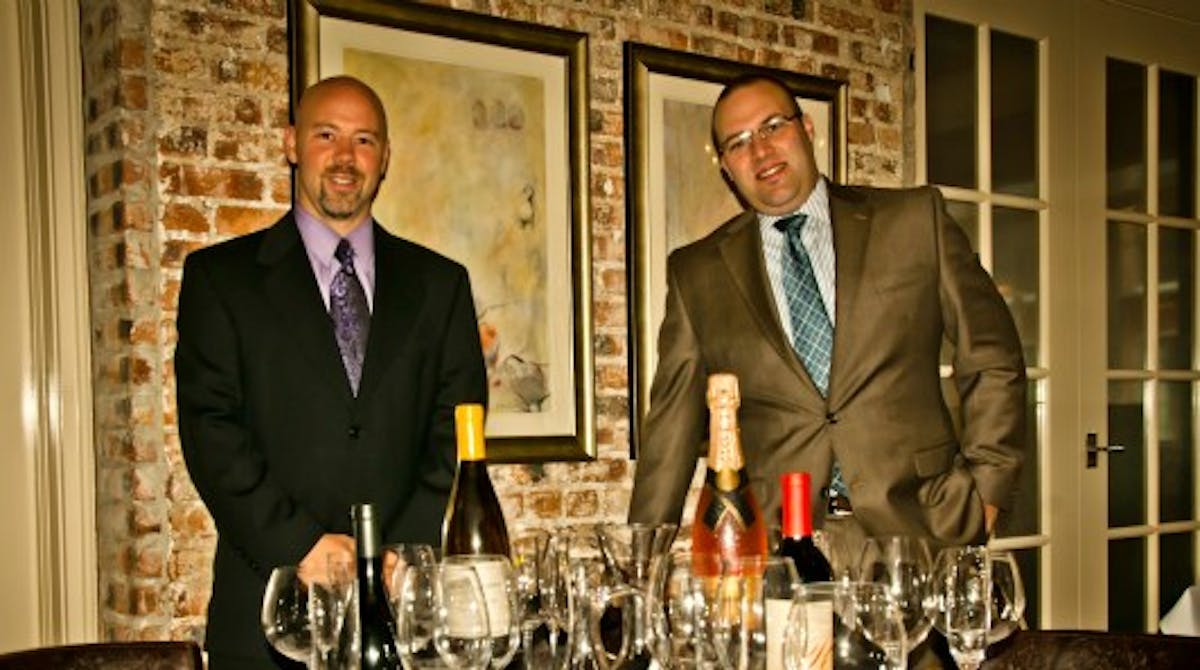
[81,0,912,642]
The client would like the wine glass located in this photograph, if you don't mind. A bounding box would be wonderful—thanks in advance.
[396,560,449,669]
[987,550,1026,643]
[710,555,799,670]
[780,592,808,670]
[434,561,493,670]
[646,551,723,669]
[858,535,936,652]
[444,554,521,669]
[311,564,354,669]
[838,581,907,670]
[510,529,563,668]
[935,546,991,670]
[260,566,313,664]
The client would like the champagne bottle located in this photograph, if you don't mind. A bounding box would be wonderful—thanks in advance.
[351,502,402,670]
[442,403,511,556]
[691,373,768,573]
[779,472,832,582]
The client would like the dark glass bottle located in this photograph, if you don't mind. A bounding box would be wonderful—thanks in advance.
[442,403,510,556]
[691,373,769,575]
[779,471,833,582]
[351,503,401,670]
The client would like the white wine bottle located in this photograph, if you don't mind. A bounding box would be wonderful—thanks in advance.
[442,403,510,555]
[352,502,401,670]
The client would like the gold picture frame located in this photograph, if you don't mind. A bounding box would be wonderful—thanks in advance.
[291,0,594,462]
[624,42,848,456]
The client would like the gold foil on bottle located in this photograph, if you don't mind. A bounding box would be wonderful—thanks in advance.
[706,373,744,471]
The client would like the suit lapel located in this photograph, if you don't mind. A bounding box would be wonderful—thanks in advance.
[259,214,353,401]
[827,184,873,407]
[355,224,424,403]
[717,211,819,395]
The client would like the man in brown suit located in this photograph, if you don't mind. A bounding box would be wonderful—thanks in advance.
[629,74,1025,550]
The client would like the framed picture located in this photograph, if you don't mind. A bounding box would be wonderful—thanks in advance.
[624,42,848,457]
[290,0,593,462]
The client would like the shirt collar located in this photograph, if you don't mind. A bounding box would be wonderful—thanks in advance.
[294,206,375,271]
[757,177,831,232]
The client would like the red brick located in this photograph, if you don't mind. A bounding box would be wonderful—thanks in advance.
[527,491,563,518]
[216,205,283,236]
[159,126,207,157]
[813,31,840,56]
[564,490,599,517]
[163,202,209,233]
[162,239,204,269]
[819,5,876,36]
[118,38,145,68]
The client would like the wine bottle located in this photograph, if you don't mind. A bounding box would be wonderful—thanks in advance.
[442,403,511,556]
[351,502,402,670]
[442,404,517,668]
[691,373,768,573]
[777,472,833,670]
[779,472,832,582]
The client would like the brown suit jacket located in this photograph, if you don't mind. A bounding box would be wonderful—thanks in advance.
[629,183,1025,546]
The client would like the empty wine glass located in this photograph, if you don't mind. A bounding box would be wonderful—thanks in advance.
[396,560,448,669]
[261,566,313,664]
[935,546,991,670]
[780,591,808,670]
[839,581,907,670]
[987,550,1026,643]
[646,551,723,669]
[511,529,567,668]
[858,535,936,652]
[435,561,493,670]
[710,555,799,670]
[445,554,521,669]
[311,573,353,668]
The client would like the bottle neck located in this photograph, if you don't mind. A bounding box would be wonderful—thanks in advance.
[352,503,381,560]
[781,475,813,539]
[706,406,744,472]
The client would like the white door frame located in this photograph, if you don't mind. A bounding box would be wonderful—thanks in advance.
[4,0,98,647]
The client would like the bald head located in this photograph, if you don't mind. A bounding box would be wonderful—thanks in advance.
[286,75,392,234]
[295,75,389,142]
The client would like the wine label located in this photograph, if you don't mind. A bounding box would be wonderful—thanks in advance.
[765,597,791,670]
[805,599,834,670]
[472,560,513,634]
[443,564,490,638]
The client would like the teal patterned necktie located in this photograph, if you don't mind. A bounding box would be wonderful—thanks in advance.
[775,214,849,500]
[331,239,370,395]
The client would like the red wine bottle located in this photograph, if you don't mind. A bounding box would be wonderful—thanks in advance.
[691,373,768,574]
[351,503,401,670]
[779,472,832,582]
[442,404,510,556]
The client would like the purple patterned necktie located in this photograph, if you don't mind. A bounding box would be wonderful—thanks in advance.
[331,239,370,395]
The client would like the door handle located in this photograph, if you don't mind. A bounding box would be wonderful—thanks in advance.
[1086,432,1126,468]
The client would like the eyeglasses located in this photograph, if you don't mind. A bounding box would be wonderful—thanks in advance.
[718,113,799,157]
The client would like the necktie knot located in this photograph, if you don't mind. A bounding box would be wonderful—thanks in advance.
[773,213,809,236]
[334,239,356,274]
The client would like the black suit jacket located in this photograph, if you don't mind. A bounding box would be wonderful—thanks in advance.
[175,212,487,664]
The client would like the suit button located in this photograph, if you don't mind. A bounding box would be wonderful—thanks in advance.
[825,412,838,424]
[348,425,361,439]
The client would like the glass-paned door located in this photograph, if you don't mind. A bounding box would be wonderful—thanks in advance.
[1099,56,1198,632]
[919,5,1051,628]
[1079,0,1200,631]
